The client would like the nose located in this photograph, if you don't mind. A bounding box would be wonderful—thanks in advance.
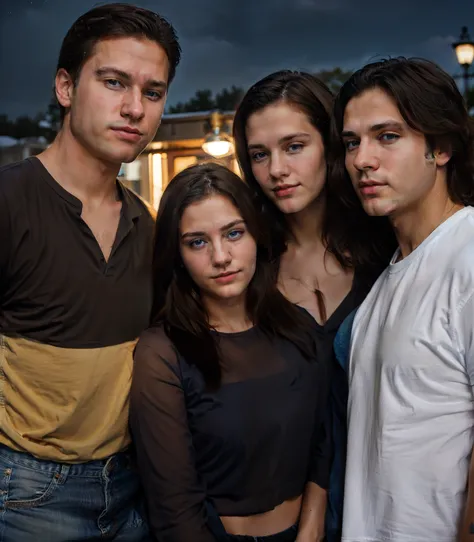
[353,140,379,171]
[269,151,289,180]
[211,240,232,268]
[121,88,145,122]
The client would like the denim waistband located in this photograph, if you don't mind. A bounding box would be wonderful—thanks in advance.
[0,444,133,477]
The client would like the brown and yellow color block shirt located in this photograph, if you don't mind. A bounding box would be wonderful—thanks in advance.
[0,157,154,463]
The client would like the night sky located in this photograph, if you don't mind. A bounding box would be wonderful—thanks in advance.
[0,0,472,119]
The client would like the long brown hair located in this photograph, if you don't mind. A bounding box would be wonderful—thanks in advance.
[151,162,318,389]
[233,70,396,286]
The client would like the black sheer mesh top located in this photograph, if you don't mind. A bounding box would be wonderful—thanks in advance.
[130,322,331,542]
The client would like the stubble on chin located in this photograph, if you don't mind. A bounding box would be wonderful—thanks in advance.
[362,197,399,217]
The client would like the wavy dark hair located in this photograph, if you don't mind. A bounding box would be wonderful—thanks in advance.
[233,70,396,284]
[56,3,181,120]
[151,162,317,389]
[330,57,474,220]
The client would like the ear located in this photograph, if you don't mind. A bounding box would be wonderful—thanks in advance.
[434,148,451,168]
[55,68,75,111]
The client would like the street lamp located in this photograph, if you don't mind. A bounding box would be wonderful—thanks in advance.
[452,26,474,100]
[202,111,234,158]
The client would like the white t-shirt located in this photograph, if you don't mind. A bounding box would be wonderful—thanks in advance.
[342,206,474,542]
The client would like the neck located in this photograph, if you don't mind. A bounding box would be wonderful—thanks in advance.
[391,174,464,259]
[37,121,121,205]
[285,192,326,248]
[204,294,252,333]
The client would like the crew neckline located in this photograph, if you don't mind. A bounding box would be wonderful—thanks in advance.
[388,206,471,274]
[211,325,257,338]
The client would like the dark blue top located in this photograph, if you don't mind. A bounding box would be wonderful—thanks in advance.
[130,322,332,542]
[317,275,371,542]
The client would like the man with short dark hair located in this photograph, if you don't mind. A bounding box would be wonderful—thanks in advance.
[0,3,180,540]
[331,57,474,541]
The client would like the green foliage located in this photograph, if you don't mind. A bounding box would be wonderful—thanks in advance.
[0,97,60,142]
[168,85,244,114]
[313,67,353,94]
[166,70,353,115]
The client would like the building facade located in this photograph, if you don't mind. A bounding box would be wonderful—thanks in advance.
[120,110,237,209]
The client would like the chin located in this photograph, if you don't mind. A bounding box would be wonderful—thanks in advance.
[362,200,398,217]
[275,199,307,215]
[103,141,147,165]
[209,283,248,301]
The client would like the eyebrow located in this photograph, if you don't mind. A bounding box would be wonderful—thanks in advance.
[181,219,245,239]
[247,132,311,150]
[95,67,167,90]
[341,121,405,138]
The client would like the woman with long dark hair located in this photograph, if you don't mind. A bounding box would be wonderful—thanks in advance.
[130,163,331,542]
[233,70,395,541]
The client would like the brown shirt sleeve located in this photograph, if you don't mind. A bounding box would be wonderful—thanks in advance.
[0,188,11,296]
[130,328,217,542]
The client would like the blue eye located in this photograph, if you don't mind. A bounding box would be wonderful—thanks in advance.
[188,239,206,249]
[106,79,123,89]
[379,133,399,143]
[344,139,359,151]
[251,151,267,162]
[145,90,163,101]
[287,143,303,153]
[227,229,244,240]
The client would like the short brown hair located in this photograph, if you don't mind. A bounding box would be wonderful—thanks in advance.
[56,3,181,120]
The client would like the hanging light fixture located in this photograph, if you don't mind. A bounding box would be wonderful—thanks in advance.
[202,111,234,158]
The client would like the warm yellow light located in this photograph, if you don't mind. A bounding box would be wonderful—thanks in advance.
[202,139,233,158]
[455,43,474,66]
[152,153,163,210]
[202,111,235,158]
[453,27,474,67]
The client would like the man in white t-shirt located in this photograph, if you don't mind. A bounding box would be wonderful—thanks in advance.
[330,57,474,542]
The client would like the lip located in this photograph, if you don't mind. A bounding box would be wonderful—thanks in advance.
[358,180,386,197]
[212,271,240,284]
[272,184,300,198]
[111,126,142,142]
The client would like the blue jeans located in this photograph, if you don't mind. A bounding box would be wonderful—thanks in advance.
[0,444,149,541]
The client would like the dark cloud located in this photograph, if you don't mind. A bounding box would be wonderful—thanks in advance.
[0,0,472,118]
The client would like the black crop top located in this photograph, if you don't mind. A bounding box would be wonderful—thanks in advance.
[130,323,331,542]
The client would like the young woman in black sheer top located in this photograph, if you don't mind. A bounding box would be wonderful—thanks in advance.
[130,163,331,542]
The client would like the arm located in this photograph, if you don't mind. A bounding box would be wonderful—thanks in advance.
[453,292,474,542]
[296,482,326,542]
[459,450,474,542]
[0,188,11,301]
[298,353,332,542]
[130,331,217,542]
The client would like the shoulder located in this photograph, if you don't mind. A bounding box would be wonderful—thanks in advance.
[119,181,156,223]
[0,158,37,198]
[134,324,182,375]
[441,210,474,285]
[136,325,176,357]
